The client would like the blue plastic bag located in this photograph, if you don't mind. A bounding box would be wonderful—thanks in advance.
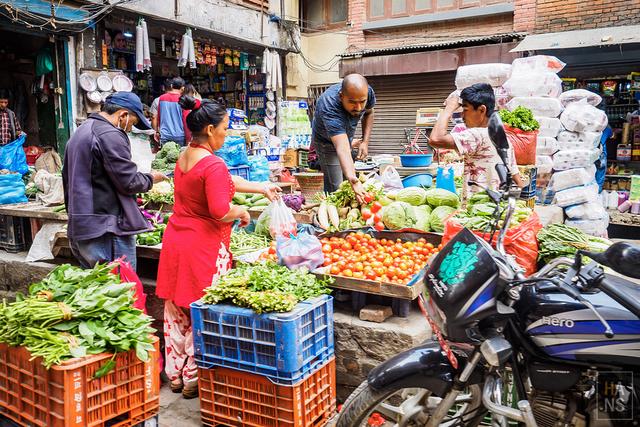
[216,136,248,167]
[248,155,270,182]
[0,134,28,175]
[0,174,28,205]
[436,166,456,194]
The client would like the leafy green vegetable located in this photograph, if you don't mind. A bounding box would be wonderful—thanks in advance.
[230,229,271,256]
[395,187,428,206]
[499,106,540,132]
[424,188,460,208]
[413,206,431,232]
[429,206,456,233]
[537,223,612,263]
[202,262,333,313]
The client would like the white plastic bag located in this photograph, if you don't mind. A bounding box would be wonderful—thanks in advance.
[565,217,609,238]
[536,117,563,138]
[559,89,602,107]
[507,97,563,118]
[536,155,554,174]
[503,72,562,98]
[536,137,558,156]
[276,232,324,271]
[552,149,599,170]
[556,131,601,151]
[129,131,155,173]
[455,63,512,89]
[565,202,608,220]
[379,165,404,192]
[551,167,596,192]
[268,198,297,238]
[511,55,566,75]
[560,100,608,132]
[554,183,599,207]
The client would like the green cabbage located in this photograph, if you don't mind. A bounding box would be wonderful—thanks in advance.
[382,201,416,230]
[255,209,271,237]
[429,206,456,233]
[425,188,460,209]
[395,187,428,206]
[414,206,431,232]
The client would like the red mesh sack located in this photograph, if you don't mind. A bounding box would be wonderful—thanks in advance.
[110,258,147,313]
[441,212,543,276]
[504,124,538,165]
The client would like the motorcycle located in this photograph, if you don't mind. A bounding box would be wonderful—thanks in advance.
[337,113,640,427]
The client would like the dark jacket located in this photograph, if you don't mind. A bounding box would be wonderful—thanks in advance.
[62,114,153,241]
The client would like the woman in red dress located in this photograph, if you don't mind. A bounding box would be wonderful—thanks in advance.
[156,95,280,398]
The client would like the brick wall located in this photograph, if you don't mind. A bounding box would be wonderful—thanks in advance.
[347,0,515,53]
[515,0,640,34]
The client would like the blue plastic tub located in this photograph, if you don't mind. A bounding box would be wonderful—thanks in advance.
[191,295,334,385]
[399,154,433,167]
[228,165,250,180]
[402,173,433,188]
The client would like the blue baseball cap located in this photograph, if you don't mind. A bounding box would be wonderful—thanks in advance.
[105,91,152,130]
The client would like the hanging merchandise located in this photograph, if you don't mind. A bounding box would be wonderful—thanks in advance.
[262,49,282,97]
[240,52,249,71]
[35,48,53,76]
[178,29,196,69]
[161,33,165,52]
[142,19,151,70]
[134,19,152,72]
[601,80,617,97]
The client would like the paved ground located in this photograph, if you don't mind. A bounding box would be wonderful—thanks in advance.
[158,383,201,427]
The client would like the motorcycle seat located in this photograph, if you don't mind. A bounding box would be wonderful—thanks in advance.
[598,274,640,319]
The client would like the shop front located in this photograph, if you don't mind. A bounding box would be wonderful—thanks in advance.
[0,19,72,155]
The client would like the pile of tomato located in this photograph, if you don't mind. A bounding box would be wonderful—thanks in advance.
[259,241,278,262]
[320,232,441,284]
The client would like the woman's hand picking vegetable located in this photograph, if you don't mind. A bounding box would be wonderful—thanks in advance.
[262,182,282,201]
[238,209,251,228]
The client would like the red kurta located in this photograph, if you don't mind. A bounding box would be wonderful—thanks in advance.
[156,155,234,308]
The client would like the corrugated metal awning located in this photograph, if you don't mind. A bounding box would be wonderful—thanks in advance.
[341,33,525,58]
[511,25,640,52]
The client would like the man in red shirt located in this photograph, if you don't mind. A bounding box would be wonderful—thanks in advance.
[155,77,191,146]
[0,89,22,146]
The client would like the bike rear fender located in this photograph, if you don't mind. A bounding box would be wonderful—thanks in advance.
[367,341,460,397]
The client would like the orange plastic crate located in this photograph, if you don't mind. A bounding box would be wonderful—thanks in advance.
[199,357,336,427]
[0,337,159,427]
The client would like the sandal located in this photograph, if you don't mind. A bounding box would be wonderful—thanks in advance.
[182,382,199,399]
[170,379,183,393]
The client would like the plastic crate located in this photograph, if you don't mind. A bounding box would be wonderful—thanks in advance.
[298,149,309,168]
[0,215,30,253]
[199,357,336,427]
[0,338,160,427]
[228,165,250,180]
[192,295,334,385]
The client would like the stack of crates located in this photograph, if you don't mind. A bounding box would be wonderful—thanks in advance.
[191,295,336,427]
[0,215,31,253]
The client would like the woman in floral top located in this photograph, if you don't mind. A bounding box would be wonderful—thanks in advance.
[429,83,522,201]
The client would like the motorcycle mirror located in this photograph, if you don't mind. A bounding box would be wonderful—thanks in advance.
[581,242,640,279]
[488,113,510,152]
[495,164,508,187]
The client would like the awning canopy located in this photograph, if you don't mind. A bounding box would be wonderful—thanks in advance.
[511,25,640,52]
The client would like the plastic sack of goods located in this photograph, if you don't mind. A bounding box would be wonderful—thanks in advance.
[536,155,554,174]
[564,202,608,220]
[536,137,558,156]
[503,72,563,98]
[560,100,608,133]
[559,89,603,107]
[536,117,563,138]
[551,166,597,192]
[494,86,511,110]
[511,55,566,75]
[557,130,601,148]
[554,183,599,208]
[565,217,609,238]
[455,63,512,89]
[552,149,599,170]
[507,97,563,118]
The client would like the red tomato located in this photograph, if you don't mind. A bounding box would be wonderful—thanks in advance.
[322,244,332,253]
[341,242,352,251]
[370,201,383,214]
[268,246,276,255]
[365,270,377,280]
[363,193,374,204]
[323,259,332,267]
[374,222,385,231]
[373,213,382,223]
[361,208,372,221]
[343,269,353,277]
[330,265,340,275]
[426,242,434,250]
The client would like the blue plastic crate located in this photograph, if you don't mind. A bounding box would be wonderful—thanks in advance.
[228,165,250,180]
[191,295,334,385]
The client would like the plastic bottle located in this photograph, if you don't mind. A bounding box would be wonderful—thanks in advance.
[608,190,619,210]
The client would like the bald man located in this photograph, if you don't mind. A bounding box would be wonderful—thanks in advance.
[311,74,376,203]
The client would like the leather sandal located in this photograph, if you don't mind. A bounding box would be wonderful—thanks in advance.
[182,382,199,399]
[170,379,183,393]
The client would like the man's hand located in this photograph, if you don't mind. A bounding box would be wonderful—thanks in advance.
[262,182,282,201]
[444,91,462,113]
[151,171,168,184]
[238,209,251,227]
[350,179,366,205]
[356,140,369,160]
[153,132,160,143]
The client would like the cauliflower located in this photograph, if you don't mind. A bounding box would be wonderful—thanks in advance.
[151,158,167,170]
[165,150,179,163]
[150,181,173,195]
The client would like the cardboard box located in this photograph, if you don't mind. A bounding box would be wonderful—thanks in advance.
[630,175,640,202]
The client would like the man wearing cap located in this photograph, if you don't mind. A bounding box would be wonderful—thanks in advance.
[62,92,166,270]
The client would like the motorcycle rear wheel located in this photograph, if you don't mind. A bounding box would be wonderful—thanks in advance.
[337,381,485,427]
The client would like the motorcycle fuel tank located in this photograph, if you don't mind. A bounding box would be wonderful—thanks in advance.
[517,278,640,367]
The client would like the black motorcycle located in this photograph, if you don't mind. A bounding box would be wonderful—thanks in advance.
[337,114,640,427]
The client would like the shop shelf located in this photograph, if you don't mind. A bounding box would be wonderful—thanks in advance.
[199,357,336,427]
[228,165,250,180]
[191,295,334,385]
[0,215,30,253]
[0,337,160,427]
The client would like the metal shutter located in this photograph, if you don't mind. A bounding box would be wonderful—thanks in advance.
[362,72,455,155]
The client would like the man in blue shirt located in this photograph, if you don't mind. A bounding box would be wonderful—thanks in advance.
[312,74,376,203]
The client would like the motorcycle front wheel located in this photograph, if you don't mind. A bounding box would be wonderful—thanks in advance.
[337,381,485,427]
